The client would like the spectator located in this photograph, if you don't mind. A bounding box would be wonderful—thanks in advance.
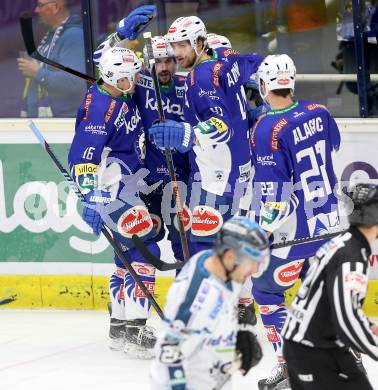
[17,0,86,117]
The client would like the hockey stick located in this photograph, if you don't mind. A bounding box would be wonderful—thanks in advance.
[28,121,164,319]
[19,13,96,84]
[270,229,347,250]
[143,31,190,262]
[212,354,242,390]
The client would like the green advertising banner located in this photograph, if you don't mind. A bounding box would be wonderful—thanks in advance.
[0,144,113,263]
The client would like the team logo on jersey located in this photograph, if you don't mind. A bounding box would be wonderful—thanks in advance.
[211,63,224,87]
[132,262,155,277]
[134,281,155,298]
[306,103,327,111]
[191,206,223,236]
[271,118,289,151]
[150,213,162,235]
[117,205,153,238]
[173,206,192,232]
[273,260,304,287]
[264,325,280,344]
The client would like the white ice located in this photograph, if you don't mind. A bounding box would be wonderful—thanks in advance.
[0,310,377,390]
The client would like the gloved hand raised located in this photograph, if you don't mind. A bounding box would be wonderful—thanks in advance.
[236,326,263,375]
[116,5,156,40]
[82,190,111,235]
[148,120,195,153]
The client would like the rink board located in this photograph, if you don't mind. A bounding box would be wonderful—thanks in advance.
[0,119,378,313]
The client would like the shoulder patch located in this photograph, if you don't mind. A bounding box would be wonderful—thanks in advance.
[211,62,224,87]
[221,48,240,57]
[305,103,328,111]
[271,118,289,151]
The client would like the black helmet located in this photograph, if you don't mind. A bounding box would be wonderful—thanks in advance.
[349,183,378,226]
[214,216,270,272]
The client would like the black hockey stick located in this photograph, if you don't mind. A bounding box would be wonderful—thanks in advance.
[270,229,348,250]
[143,31,191,262]
[19,13,96,84]
[28,121,164,319]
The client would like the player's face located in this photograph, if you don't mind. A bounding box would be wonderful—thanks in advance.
[171,41,196,69]
[117,73,140,94]
[156,57,175,85]
[230,261,259,283]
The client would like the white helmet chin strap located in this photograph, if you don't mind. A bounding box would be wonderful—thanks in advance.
[114,77,135,95]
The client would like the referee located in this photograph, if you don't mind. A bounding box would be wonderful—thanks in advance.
[282,183,378,390]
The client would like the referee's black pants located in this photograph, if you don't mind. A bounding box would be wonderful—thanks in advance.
[283,339,374,390]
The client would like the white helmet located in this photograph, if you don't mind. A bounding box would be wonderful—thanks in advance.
[99,47,142,94]
[257,54,296,100]
[166,16,207,51]
[142,36,175,69]
[207,33,232,49]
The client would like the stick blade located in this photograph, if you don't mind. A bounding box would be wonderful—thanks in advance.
[19,12,37,56]
[143,31,152,39]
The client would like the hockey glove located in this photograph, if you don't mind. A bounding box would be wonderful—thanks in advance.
[236,326,263,375]
[148,120,195,153]
[82,190,111,235]
[116,5,156,40]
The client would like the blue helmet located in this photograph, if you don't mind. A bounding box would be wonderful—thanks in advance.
[214,216,270,272]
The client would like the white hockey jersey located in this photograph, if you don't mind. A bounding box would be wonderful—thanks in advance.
[150,250,242,390]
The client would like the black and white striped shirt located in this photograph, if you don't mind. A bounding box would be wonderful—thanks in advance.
[282,226,378,360]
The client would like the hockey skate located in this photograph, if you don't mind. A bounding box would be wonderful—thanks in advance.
[124,319,157,359]
[258,362,290,390]
[109,318,126,351]
[238,303,257,326]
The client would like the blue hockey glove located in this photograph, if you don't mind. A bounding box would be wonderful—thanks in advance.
[82,190,111,235]
[247,102,270,124]
[149,120,194,153]
[116,5,156,40]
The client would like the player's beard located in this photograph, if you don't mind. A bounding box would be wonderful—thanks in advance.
[158,70,172,85]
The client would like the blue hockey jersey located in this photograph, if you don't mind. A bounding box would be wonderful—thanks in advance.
[68,83,146,197]
[183,49,263,197]
[251,100,341,260]
[134,72,190,185]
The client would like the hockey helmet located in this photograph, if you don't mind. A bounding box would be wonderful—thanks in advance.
[142,35,175,70]
[349,183,378,226]
[166,16,207,51]
[99,47,142,93]
[214,216,270,273]
[257,54,296,100]
[207,33,232,49]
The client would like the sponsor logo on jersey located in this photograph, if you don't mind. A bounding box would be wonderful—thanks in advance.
[105,99,117,123]
[84,123,107,136]
[344,272,367,294]
[306,103,327,111]
[256,154,276,166]
[117,205,153,238]
[150,213,162,235]
[145,90,184,118]
[175,86,185,98]
[198,88,220,100]
[271,118,289,151]
[191,206,223,236]
[211,63,224,87]
[134,281,155,298]
[132,262,155,277]
[222,48,240,57]
[273,260,304,287]
[119,284,125,300]
[78,174,97,190]
[83,93,93,121]
[116,267,126,278]
[238,161,251,183]
[259,305,273,314]
[74,163,98,176]
[189,70,195,86]
[125,107,142,134]
[173,206,192,232]
[209,117,228,132]
[265,325,280,343]
[137,74,154,89]
[293,111,305,118]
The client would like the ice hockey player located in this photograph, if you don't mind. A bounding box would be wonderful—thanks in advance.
[148,16,263,255]
[282,183,378,390]
[68,47,159,359]
[250,54,341,389]
[206,32,232,49]
[150,216,269,390]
